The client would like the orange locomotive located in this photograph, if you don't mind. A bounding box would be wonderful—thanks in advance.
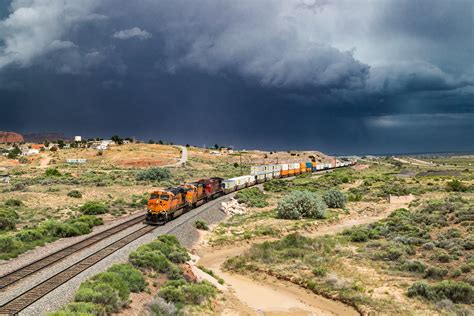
[146,177,223,224]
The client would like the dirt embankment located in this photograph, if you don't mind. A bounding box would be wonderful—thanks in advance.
[195,199,412,315]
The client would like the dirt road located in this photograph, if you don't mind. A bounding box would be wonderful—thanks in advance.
[163,145,187,167]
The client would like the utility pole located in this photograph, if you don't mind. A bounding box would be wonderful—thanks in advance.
[240,151,243,176]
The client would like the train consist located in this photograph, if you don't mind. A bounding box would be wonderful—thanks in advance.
[146,159,355,224]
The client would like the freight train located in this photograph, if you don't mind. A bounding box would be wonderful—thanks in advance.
[145,159,355,224]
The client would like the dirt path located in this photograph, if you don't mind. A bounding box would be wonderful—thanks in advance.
[39,154,52,168]
[196,200,411,316]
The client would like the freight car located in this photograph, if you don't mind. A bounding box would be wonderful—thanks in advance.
[145,159,356,225]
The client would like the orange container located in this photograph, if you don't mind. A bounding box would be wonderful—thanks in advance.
[300,162,306,173]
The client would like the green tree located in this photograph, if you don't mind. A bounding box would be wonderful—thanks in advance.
[7,146,21,159]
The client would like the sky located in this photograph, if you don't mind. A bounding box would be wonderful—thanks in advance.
[0,0,473,155]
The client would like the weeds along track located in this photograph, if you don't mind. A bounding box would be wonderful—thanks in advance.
[0,197,225,315]
[0,214,145,290]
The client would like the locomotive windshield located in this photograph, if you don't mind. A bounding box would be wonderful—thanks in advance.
[150,193,160,199]
[160,194,170,201]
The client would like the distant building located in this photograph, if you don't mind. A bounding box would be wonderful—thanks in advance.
[66,159,87,164]
[74,136,82,142]
[22,149,40,156]
[31,144,44,150]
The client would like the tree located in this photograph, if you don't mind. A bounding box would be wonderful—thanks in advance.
[57,140,65,149]
[158,140,164,145]
[214,144,219,149]
[7,146,21,159]
[43,140,50,147]
[148,139,155,144]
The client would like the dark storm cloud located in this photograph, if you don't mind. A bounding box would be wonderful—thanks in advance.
[0,0,473,154]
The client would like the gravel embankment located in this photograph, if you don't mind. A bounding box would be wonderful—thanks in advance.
[17,194,232,316]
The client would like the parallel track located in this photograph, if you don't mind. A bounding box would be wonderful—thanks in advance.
[0,197,225,315]
[0,167,344,315]
[0,214,145,290]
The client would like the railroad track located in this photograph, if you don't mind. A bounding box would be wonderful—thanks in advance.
[0,197,225,315]
[0,214,145,290]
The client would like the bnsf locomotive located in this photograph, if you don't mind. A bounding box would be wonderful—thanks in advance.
[145,160,355,225]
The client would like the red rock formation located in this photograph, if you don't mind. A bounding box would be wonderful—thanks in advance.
[0,131,24,143]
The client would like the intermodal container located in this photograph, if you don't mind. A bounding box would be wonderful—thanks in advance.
[311,162,317,171]
[299,162,306,173]
[306,162,312,172]
[281,164,289,177]
[273,164,281,178]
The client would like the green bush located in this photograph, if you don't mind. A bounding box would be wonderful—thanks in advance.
[90,272,130,301]
[195,220,209,230]
[15,229,44,242]
[312,267,328,277]
[407,280,473,304]
[159,279,217,306]
[323,190,347,208]
[263,179,289,192]
[144,235,190,264]
[45,168,62,177]
[235,187,269,208]
[107,264,146,292]
[75,282,123,313]
[446,180,467,192]
[0,208,19,231]
[80,201,108,215]
[4,199,23,207]
[129,248,171,273]
[424,267,448,280]
[46,302,105,316]
[346,229,369,242]
[0,235,21,253]
[401,260,426,273]
[67,190,83,198]
[277,190,327,220]
[136,168,171,181]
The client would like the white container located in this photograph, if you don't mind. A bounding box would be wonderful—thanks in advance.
[281,164,289,171]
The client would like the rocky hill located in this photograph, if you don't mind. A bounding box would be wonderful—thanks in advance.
[0,131,24,143]
[23,133,68,143]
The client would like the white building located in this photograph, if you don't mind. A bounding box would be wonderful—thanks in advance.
[74,136,82,142]
[22,149,40,156]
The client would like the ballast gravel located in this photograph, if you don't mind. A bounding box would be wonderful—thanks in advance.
[15,194,233,316]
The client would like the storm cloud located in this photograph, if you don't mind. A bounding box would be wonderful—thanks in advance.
[0,0,472,154]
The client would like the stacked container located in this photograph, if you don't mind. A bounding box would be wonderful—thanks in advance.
[273,164,282,178]
[306,162,312,173]
[299,162,306,174]
[280,164,289,177]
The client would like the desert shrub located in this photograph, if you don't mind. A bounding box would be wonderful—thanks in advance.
[408,280,474,304]
[46,302,105,316]
[4,199,23,207]
[91,272,130,301]
[75,282,123,313]
[129,248,171,273]
[159,279,216,306]
[0,235,21,253]
[263,179,289,192]
[146,297,177,316]
[80,201,108,215]
[107,264,147,292]
[0,208,19,231]
[45,168,62,177]
[15,229,44,242]
[323,190,347,208]
[144,235,190,264]
[195,220,209,230]
[312,267,328,277]
[69,215,103,228]
[401,260,426,273]
[277,190,327,220]
[346,229,369,242]
[235,187,268,208]
[67,190,82,198]
[424,267,448,280]
[446,180,467,192]
[136,168,171,182]
[451,269,462,277]
[379,182,410,196]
